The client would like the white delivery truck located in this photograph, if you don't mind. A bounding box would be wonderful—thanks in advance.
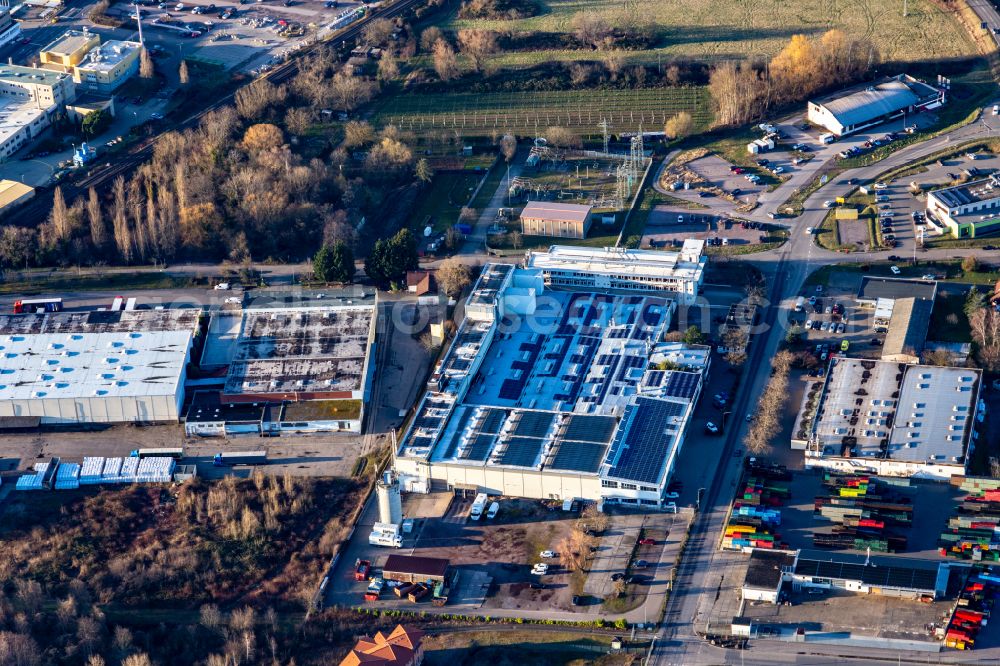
[819,132,836,145]
[486,501,499,519]
[470,493,488,520]
[369,522,402,548]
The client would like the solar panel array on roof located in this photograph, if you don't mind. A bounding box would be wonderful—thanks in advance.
[564,415,617,443]
[661,371,700,400]
[499,436,544,467]
[605,397,685,485]
[511,411,555,438]
[549,440,607,473]
[794,557,938,592]
[462,433,496,461]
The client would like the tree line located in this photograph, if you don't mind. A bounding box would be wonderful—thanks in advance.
[709,30,879,127]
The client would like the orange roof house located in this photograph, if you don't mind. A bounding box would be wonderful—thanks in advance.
[339,624,425,666]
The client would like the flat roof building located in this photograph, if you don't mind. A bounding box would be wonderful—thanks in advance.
[0,64,75,162]
[796,357,983,480]
[520,201,594,239]
[927,175,1000,239]
[197,288,378,433]
[0,310,197,424]
[393,263,704,507]
[807,75,942,137]
[73,40,142,93]
[856,276,937,306]
[39,29,100,70]
[526,241,706,305]
[742,550,796,603]
[0,10,21,51]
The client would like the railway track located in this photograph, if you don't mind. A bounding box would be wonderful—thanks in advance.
[5,0,422,227]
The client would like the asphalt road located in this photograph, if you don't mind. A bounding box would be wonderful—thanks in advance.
[651,88,1000,665]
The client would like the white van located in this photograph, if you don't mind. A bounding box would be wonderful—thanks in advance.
[795,296,805,312]
[819,133,836,145]
[486,501,499,519]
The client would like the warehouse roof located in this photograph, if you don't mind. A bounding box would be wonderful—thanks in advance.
[382,555,450,578]
[0,179,34,209]
[744,550,796,590]
[806,357,980,464]
[39,29,98,58]
[883,297,933,359]
[929,175,1000,209]
[526,242,705,281]
[0,309,199,335]
[520,201,592,224]
[0,329,191,401]
[856,276,937,303]
[223,302,375,397]
[794,550,942,594]
[814,80,919,128]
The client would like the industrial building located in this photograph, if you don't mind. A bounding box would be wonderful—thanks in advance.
[40,29,140,93]
[926,174,1000,239]
[393,262,706,507]
[0,64,76,161]
[881,297,933,363]
[525,241,707,305]
[856,276,937,308]
[742,549,951,602]
[39,29,101,71]
[0,310,198,424]
[806,74,943,137]
[520,201,594,239]
[195,288,378,433]
[72,40,142,92]
[0,179,35,215]
[794,357,983,480]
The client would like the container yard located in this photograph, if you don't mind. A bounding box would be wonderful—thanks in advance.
[812,473,913,552]
[939,567,1000,650]
[940,477,1000,562]
[721,459,791,552]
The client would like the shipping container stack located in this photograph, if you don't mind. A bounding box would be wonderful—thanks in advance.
[722,460,791,552]
[942,568,998,650]
[812,473,911,553]
[939,477,1000,561]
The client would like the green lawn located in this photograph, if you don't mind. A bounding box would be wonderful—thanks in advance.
[371,87,711,138]
[0,272,192,295]
[408,172,486,233]
[443,0,975,66]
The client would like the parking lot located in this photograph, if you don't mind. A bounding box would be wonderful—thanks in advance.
[324,491,684,618]
[643,207,772,248]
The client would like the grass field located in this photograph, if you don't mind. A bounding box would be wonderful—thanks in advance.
[408,171,486,233]
[373,87,711,138]
[444,0,976,66]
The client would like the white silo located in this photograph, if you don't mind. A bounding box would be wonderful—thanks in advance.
[377,470,403,525]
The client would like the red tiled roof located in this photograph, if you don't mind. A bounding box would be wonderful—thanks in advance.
[338,624,424,666]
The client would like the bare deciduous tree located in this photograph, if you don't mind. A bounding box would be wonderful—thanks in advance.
[437,257,472,298]
[86,187,105,248]
[432,38,459,81]
[457,29,497,71]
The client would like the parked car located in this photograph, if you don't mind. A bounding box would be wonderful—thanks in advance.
[638,538,656,545]
[890,265,901,275]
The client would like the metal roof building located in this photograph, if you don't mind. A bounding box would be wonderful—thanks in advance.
[800,357,983,480]
[0,311,196,424]
[856,276,937,306]
[882,297,933,363]
[807,75,942,137]
[520,201,594,239]
[394,263,703,507]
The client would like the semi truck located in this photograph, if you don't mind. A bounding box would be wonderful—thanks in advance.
[130,447,184,460]
[212,451,267,466]
[470,493,488,520]
[13,297,63,313]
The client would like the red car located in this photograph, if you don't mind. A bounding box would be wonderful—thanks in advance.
[638,538,656,546]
